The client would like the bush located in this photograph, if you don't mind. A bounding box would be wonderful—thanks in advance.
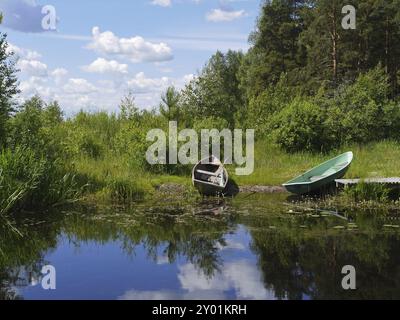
[78,136,103,159]
[324,66,393,145]
[244,74,297,135]
[271,98,327,152]
[193,116,229,132]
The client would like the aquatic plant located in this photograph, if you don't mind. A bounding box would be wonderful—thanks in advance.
[342,181,390,203]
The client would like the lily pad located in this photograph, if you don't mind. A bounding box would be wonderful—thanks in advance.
[333,226,345,229]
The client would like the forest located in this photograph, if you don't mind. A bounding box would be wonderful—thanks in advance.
[2,0,400,214]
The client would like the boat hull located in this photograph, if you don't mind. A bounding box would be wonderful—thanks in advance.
[193,180,226,196]
[283,151,353,195]
[283,165,350,195]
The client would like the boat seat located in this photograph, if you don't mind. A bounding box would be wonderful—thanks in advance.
[309,175,326,182]
[196,168,223,177]
[332,162,348,170]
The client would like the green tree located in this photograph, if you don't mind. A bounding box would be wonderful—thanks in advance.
[239,0,308,99]
[119,91,140,121]
[181,50,244,128]
[0,33,20,147]
[159,86,181,122]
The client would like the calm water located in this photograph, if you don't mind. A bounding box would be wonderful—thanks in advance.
[1,193,400,300]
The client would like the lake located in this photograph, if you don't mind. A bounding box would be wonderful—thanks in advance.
[1,193,400,300]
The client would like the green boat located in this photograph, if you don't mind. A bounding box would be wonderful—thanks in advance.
[283,151,353,195]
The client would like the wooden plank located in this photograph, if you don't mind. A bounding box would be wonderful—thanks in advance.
[335,177,400,186]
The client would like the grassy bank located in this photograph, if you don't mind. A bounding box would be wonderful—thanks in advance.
[3,139,400,214]
[72,139,400,202]
[230,139,400,186]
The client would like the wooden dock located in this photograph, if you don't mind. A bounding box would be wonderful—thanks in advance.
[335,177,400,188]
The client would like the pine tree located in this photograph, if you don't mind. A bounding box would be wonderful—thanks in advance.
[239,0,308,99]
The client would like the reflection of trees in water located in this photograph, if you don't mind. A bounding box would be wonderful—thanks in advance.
[63,201,236,278]
[0,200,236,298]
[247,213,400,299]
[0,215,60,300]
[4,199,400,300]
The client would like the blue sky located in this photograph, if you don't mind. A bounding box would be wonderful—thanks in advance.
[0,0,261,115]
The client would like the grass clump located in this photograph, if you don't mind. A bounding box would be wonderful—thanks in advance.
[342,182,390,203]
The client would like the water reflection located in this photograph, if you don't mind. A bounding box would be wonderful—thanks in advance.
[1,195,400,299]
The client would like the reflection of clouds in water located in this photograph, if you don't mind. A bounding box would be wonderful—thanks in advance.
[156,255,170,265]
[179,261,277,300]
[119,260,278,300]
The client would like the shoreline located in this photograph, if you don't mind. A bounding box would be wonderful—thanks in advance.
[156,183,287,195]
[239,185,287,193]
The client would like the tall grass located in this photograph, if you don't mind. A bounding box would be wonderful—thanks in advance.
[0,147,86,215]
[341,182,390,203]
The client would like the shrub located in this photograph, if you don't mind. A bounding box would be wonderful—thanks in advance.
[78,136,103,159]
[324,66,392,145]
[244,74,297,135]
[271,98,327,152]
[193,116,229,132]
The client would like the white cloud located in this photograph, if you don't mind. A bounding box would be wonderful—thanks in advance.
[63,78,97,94]
[7,43,42,60]
[127,72,171,93]
[17,59,48,77]
[126,72,193,94]
[83,58,129,74]
[88,27,173,63]
[19,76,52,100]
[51,68,68,78]
[183,73,195,83]
[151,0,171,7]
[206,9,246,22]
[51,68,68,85]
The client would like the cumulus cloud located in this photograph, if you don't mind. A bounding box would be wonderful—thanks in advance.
[0,0,53,33]
[151,0,172,7]
[17,59,48,77]
[127,72,171,93]
[87,27,173,63]
[51,68,68,85]
[206,9,246,22]
[127,72,193,93]
[51,68,68,78]
[6,43,42,60]
[63,78,97,94]
[19,76,48,95]
[83,58,129,74]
